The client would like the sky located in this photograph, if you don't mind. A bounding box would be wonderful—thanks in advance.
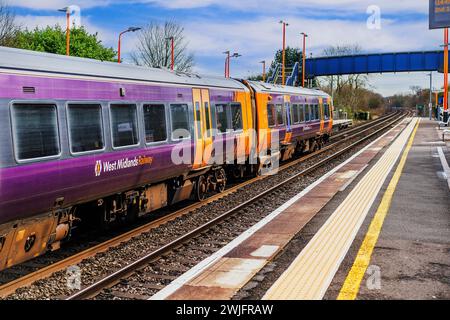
[6,0,446,97]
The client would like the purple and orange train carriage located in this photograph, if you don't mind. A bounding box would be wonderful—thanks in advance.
[0,46,332,270]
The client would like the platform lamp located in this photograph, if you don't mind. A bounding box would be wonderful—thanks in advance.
[228,52,241,78]
[223,51,230,78]
[300,32,308,87]
[279,20,289,85]
[259,60,266,82]
[118,27,141,64]
[58,7,71,56]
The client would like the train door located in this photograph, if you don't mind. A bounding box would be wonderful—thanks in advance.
[283,95,292,144]
[192,88,213,169]
[319,97,325,132]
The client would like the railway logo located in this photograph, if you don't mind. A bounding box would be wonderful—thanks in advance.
[95,160,102,177]
[94,156,152,177]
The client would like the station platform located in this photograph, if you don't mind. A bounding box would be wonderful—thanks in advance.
[332,119,352,131]
[151,117,450,300]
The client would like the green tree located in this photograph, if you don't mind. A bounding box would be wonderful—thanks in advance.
[13,25,116,62]
[269,47,302,71]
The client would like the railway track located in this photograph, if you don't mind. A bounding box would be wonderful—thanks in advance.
[0,112,406,300]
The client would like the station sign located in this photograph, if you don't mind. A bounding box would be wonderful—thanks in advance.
[430,0,450,29]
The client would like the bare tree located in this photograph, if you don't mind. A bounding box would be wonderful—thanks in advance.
[0,1,18,46]
[131,21,195,72]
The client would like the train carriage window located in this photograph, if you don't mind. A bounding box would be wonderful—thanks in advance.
[305,104,311,121]
[110,104,139,148]
[298,104,305,123]
[215,104,229,133]
[314,104,320,120]
[143,104,167,143]
[267,104,276,127]
[291,104,300,123]
[230,102,243,131]
[324,103,330,120]
[170,103,190,139]
[12,103,60,160]
[204,102,212,133]
[276,104,284,125]
[67,104,104,153]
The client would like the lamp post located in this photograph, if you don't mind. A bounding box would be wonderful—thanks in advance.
[223,51,230,77]
[229,52,241,78]
[166,37,174,70]
[58,7,71,56]
[279,20,289,85]
[445,28,449,122]
[428,73,433,120]
[118,27,141,64]
[259,60,266,82]
[301,32,308,87]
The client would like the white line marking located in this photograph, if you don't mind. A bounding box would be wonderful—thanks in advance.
[437,147,450,191]
[149,119,410,300]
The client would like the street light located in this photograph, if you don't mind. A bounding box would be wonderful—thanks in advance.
[229,52,241,78]
[259,60,266,82]
[58,7,71,56]
[301,32,308,87]
[118,27,141,64]
[279,20,289,85]
[223,51,230,77]
[166,36,174,70]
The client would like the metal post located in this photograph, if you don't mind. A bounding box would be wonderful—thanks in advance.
[280,21,288,85]
[118,32,123,63]
[301,32,307,87]
[282,22,286,85]
[66,11,70,56]
[223,51,230,78]
[444,28,449,122]
[429,72,433,120]
[170,37,174,70]
[260,60,266,82]
[119,27,141,64]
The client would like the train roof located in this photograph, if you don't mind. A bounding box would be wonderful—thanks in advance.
[247,80,330,98]
[0,46,247,91]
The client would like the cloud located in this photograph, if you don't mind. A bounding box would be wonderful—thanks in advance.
[10,0,111,10]
[10,0,428,15]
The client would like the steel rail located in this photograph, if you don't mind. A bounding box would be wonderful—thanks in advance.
[0,112,404,299]
[66,113,408,300]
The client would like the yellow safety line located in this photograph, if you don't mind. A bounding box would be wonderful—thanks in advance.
[337,118,420,300]
[263,118,416,300]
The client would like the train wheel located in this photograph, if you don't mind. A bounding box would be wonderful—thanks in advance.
[216,168,227,193]
[196,175,208,201]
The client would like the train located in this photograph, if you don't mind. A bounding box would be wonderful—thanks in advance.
[0,46,332,271]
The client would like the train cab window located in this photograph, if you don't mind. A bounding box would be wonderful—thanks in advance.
[298,104,305,123]
[11,103,60,161]
[170,104,190,139]
[291,104,299,123]
[143,104,167,143]
[276,104,284,125]
[305,104,311,122]
[230,102,243,131]
[215,104,229,133]
[110,104,139,148]
[267,104,276,127]
[324,104,330,120]
[67,104,104,153]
